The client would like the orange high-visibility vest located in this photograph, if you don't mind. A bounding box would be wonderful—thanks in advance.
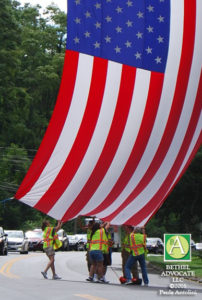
[130,233,146,256]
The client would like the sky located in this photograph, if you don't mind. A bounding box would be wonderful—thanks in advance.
[19,0,67,12]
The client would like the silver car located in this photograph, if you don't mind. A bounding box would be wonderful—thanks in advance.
[5,230,29,254]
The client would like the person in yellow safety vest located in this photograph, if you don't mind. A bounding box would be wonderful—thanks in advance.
[86,222,108,283]
[41,220,63,280]
[124,226,149,286]
[120,225,139,283]
[77,216,95,272]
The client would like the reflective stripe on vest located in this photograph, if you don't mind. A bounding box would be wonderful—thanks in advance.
[130,233,146,256]
[43,227,54,248]
[90,228,108,251]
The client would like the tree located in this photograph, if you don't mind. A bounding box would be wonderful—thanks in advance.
[0,1,67,229]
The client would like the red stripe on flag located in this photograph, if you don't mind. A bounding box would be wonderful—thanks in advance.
[15,50,79,199]
[61,65,136,221]
[34,56,108,213]
[101,0,196,222]
[125,71,202,225]
[145,70,202,225]
[88,71,164,216]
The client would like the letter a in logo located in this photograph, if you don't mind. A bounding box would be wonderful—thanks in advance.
[169,236,185,255]
[164,234,191,262]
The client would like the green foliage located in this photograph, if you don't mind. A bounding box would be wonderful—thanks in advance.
[146,252,202,278]
[0,1,66,229]
[146,147,202,241]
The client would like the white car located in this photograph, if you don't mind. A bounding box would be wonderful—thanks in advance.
[5,230,29,254]
[146,237,164,254]
[67,234,87,251]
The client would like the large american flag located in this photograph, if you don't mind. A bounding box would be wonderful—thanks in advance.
[15,0,202,226]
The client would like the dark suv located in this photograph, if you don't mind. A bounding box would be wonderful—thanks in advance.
[0,227,8,255]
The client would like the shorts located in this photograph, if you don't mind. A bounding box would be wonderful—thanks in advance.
[44,246,55,256]
[89,250,104,262]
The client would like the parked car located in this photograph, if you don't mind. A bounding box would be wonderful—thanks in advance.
[25,230,44,251]
[67,234,87,251]
[75,234,87,251]
[146,237,164,254]
[0,227,8,255]
[5,230,29,254]
[195,243,202,250]
[57,229,69,251]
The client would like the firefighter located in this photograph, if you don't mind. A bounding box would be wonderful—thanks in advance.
[125,226,149,286]
[120,225,139,284]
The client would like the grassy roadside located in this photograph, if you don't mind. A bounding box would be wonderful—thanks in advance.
[146,251,202,278]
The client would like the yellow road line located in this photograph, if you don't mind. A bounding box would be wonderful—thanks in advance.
[0,254,37,279]
[74,295,107,300]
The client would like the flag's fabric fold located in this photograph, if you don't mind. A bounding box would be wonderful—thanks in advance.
[15,0,202,225]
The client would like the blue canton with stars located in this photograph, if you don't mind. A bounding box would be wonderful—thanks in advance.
[66,0,170,73]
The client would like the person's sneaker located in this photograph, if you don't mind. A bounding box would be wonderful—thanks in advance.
[144,283,149,287]
[97,277,109,284]
[86,276,93,282]
[102,276,109,283]
[41,271,48,279]
[52,274,61,280]
[125,280,132,285]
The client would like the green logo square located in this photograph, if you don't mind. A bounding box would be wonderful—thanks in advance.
[164,234,191,262]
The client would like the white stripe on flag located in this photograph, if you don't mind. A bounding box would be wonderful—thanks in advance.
[96,0,184,220]
[110,0,201,225]
[21,54,94,206]
[79,68,151,216]
[49,60,122,219]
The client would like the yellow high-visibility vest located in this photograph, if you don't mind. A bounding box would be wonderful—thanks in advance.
[122,234,131,253]
[53,233,62,250]
[43,227,54,249]
[43,227,62,250]
[89,228,108,252]
[130,233,146,256]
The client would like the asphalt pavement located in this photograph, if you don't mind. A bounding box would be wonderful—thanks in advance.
[0,251,201,300]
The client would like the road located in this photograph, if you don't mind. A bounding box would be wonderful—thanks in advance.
[0,251,201,300]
